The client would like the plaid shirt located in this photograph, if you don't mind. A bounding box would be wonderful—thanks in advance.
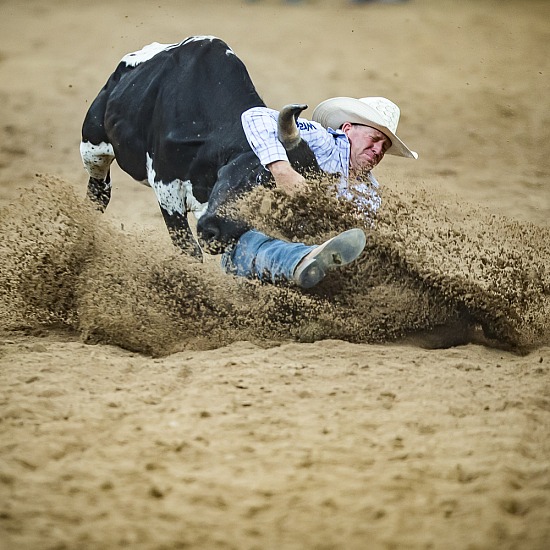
[241,107,381,214]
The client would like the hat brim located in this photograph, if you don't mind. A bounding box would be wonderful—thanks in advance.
[312,97,418,159]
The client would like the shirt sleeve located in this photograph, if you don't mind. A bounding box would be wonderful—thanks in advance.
[294,119,338,166]
[241,107,341,171]
[241,107,289,167]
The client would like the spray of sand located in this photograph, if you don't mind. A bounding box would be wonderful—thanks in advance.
[234,176,550,350]
[0,174,548,356]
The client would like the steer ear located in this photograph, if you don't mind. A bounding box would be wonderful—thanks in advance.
[278,103,308,150]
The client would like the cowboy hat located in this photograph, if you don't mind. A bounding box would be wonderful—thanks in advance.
[312,96,418,159]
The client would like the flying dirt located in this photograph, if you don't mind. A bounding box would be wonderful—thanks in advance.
[1,174,548,356]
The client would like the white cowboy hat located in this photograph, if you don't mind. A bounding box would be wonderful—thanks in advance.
[312,96,418,159]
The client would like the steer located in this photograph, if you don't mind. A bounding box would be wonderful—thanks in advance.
[80,36,321,258]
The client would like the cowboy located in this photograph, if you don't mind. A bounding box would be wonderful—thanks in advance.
[221,97,418,288]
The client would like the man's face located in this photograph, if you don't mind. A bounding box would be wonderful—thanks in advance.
[342,123,392,172]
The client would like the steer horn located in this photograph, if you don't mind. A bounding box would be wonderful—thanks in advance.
[278,103,308,151]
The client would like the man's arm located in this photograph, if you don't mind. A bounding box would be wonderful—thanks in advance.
[242,107,332,196]
[266,160,305,196]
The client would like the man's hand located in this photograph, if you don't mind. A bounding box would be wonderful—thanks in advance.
[267,160,306,197]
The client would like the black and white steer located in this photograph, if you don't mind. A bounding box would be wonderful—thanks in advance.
[81,36,321,258]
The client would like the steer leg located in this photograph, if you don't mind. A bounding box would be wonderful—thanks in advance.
[149,178,203,259]
[80,140,115,211]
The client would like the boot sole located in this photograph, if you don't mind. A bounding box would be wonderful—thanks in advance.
[294,228,366,288]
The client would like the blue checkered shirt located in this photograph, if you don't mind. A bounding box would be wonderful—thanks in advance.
[241,106,381,215]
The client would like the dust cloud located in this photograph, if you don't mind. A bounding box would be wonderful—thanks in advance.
[0,174,548,356]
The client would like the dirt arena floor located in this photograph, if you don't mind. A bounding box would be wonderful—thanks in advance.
[1,0,549,548]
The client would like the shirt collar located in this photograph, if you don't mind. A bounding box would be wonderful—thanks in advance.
[328,128,350,178]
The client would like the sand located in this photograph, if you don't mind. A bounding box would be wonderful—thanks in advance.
[1,0,549,548]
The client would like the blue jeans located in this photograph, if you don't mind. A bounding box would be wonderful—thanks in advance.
[221,230,315,284]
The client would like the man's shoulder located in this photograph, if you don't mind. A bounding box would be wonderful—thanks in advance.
[296,119,317,132]
[242,106,278,116]
[327,127,346,137]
